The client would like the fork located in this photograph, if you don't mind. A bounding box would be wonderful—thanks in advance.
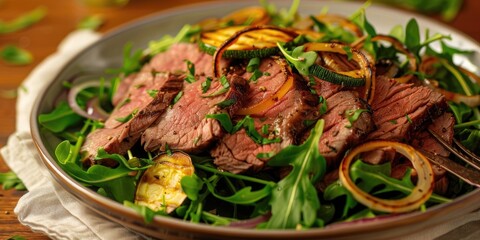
[420,129,480,188]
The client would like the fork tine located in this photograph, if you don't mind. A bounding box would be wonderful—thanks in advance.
[453,138,480,164]
[420,150,480,188]
[427,128,480,171]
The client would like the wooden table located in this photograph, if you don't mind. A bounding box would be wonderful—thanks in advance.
[0,0,479,239]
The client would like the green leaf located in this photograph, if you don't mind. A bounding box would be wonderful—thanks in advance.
[181,174,204,201]
[265,120,326,229]
[448,101,472,124]
[146,89,159,98]
[201,77,212,93]
[95,148,153,170]
[205,181,272,205]
[206,113,233,133]
[324,180,358,217]
[7,235,27,240]
[115,108,138,123]
[0,6,47,34]
[184,60,196,83]
[246,57,261,73]
[405,18,420,52]
[107,43,143,76]
[77,15,104,30]
[148,24,200,55]
[0,171,27,191]
[277,44,317,76]
[0,45,33,65]
[124,201,167,224]
[54,140,137,202]
[345,109,369,128]
[38,101,83,133]
[171,91,184,105]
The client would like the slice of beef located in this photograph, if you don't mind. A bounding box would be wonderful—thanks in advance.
[411,112,455,158]
[317,91,374,167]
[81,73,184,165]
[367,76,447,141]
[211,75,319,173]
[112,72,137,107]
[141,75,249,153]
[145,43,213,77]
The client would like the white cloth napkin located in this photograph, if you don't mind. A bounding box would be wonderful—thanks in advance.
[1,30,141,240]
[1,29,480,240]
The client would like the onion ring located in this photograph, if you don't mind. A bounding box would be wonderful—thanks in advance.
[339,141,434,213]
[67,80,110,121]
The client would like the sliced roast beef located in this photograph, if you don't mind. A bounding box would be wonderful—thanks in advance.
[145,43,213,77]
[81,72,184,165]
[411,112,455,158]
[317,91,374,167]
[211,74,319,173]
[141,75,249,153]
[112,72,137,107]
[367,76,447,141]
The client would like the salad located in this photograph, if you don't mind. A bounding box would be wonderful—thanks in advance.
[38,0,480,230]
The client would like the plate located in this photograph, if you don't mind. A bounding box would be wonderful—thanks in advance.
[30,0,480,239]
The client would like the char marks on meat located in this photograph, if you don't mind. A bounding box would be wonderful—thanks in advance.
[141,75,249,153]
[81,72,184,165]
[211,58,319,173]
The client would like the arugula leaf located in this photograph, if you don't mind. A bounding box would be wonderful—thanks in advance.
[38,101,83,133]
[260,0,300,27]
[55,139,137,202]
[324,180,358,218]
[277,43,317,76]
[265,120,326,229]
[181,174,204,201]
[148,24,200,55]
[206,113,280,145]
[0,6,47,34]
[124,201,167,224]
[205,179,272,204]
[405,18,421,53]
[107,43,143,76]
[77,15,104,30]
[0,171,26,191]
[0,45,33,65]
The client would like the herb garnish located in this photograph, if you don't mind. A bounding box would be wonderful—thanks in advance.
[277,43,317,76]
[0,6,47,34]
[0,45,33,65]
[184,60,196,83]
[115,109,138,123]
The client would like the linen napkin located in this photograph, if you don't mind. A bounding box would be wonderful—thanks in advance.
[1,30,141,240]
[1,29,480,240]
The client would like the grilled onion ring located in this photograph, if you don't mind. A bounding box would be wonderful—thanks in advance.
[420,56,480,107]
[339,141,434,213]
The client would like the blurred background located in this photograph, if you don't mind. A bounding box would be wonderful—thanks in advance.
[0,0,478,239]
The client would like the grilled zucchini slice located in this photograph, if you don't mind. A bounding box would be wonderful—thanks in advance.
[199,26,297,59]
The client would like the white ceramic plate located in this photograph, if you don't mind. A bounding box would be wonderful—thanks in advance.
[31,1,480,239]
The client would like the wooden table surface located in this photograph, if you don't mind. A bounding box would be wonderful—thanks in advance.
[1,0,479,239]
